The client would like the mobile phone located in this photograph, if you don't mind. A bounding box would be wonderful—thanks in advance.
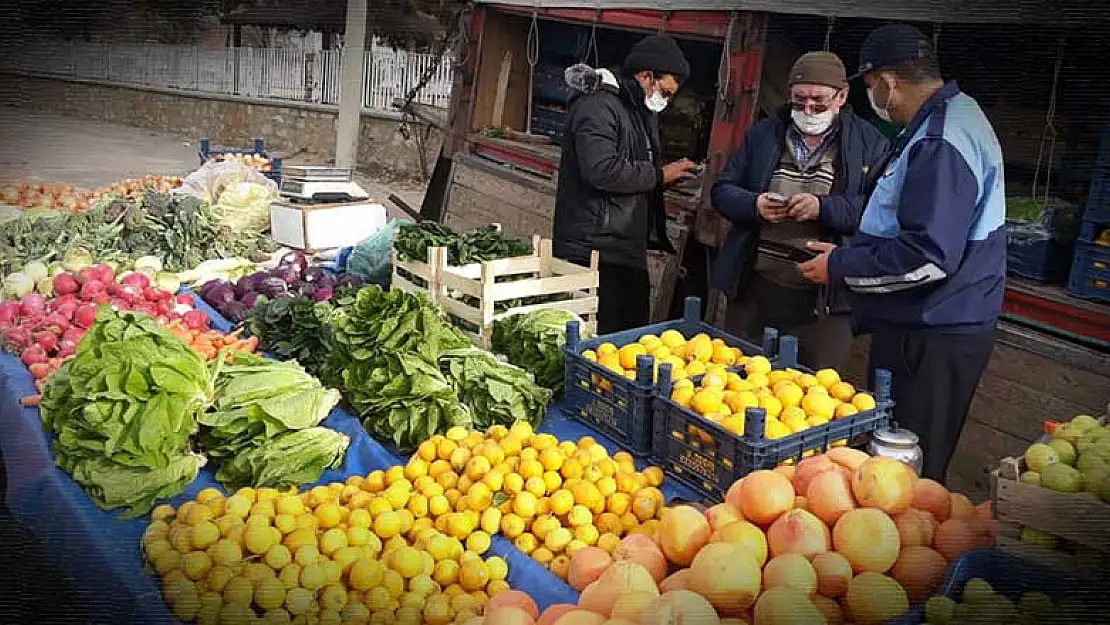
[692,163,706,177]
[765,192,788,205]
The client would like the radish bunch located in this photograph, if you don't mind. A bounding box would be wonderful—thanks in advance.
[0,264,207,371]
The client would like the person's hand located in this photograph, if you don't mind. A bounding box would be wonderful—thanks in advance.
[662,159,697,184]
[798,241,838,285]
[757,193,790,223]
[787,193,820,222]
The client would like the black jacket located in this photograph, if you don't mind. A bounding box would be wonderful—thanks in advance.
[553,66,675,269]
[710,106,889,312]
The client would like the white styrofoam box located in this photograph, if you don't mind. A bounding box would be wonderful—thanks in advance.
[270,201,387,251]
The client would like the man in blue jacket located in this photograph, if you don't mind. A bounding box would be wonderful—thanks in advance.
[799,24,1006,482]
[710,52,888,369]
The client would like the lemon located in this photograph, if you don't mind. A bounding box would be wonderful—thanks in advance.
[852,392,877,412]
[783,414,810,433]
[209,539,243,567]
[500,514,526,538]
[223,577,254,605]
[512,492,538,518]
[690,388,723,415]
[775,382,804,409]
[721,415,745,435]
[596,342,618,358]
[458,559,490,592]
[765,418,792,440]
[807,414,831,428]
[745,355,772,375]
[374,511,402,539]
[711,343,737,365]
[759,395,783,419]
[618,343,648,370]
[513,533,538,554]
[485,556,508,581]
[802,393,837,421]
[433,559,460,586]
[660,329,686,349]
[834,403,860,419]
[814,368,841,389]
[582,349,598,362]
[466,531,492,555]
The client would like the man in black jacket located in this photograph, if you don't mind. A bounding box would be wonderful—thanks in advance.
[710,52,889,369]
[553,34,698,334]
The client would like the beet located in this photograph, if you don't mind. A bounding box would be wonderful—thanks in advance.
[182,310,210,331]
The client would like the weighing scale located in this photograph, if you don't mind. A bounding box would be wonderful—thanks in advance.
[279,165,370,202]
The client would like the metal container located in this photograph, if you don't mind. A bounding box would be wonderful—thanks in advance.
[867,427,924,475]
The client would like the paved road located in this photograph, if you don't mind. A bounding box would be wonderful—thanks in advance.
[0,105,425,217]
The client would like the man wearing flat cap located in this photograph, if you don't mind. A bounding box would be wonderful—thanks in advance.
[710,51,888,370]
[798,24,1006,482]
[555,34,698,333]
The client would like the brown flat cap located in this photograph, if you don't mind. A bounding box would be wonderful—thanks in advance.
[788,51,848,90]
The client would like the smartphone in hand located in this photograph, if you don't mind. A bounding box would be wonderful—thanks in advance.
[765,192,788,205]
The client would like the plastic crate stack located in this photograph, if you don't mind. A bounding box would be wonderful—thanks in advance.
[530,63,571,139]
[1069,130,1110,302]
[198,137,283,185]
[562,297,894,502]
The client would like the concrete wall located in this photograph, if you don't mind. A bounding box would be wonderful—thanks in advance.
[0,73,443,181]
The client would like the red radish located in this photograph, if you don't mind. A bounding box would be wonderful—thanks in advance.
[79,280,106,301]
[33,331,58,354]
[19,294,46,317]
[155,300,174,316]
[120,273,150,290]
[21,345,48,366]
[41,313,69,334]
[93,294,110,305]
[78,267,101,284]
[175,294,195,307]
[52,299,79,321]
[73,304,98,329]
[0,301,18,325]
[2,327,31,352]
[91,264,114,283]
[53,293,78,308]
[52,274,80,296]
[62,327,85,343]
[106,281,123,297]
[28,362,51,380]
[56,339,77,358]
[182,310,210,331]
[119,285,142,305]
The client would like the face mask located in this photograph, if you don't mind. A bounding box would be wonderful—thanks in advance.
[645,89,669,113]
[791,109,835,135]
[868,82,894,123]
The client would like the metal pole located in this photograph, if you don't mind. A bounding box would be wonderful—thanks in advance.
[335,0,368,168]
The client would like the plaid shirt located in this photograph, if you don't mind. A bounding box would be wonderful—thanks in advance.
[790,124,840,170]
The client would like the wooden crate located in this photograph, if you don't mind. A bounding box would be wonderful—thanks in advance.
[991,454,1110,577]
[391,239,599,348]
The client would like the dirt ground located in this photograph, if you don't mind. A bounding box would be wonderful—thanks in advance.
[0,105,426,218]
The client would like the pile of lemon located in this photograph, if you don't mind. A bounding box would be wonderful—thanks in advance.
[671,357,878,440]
[406,421,668,581]
[143,478,512,625]
[582,329,746,383]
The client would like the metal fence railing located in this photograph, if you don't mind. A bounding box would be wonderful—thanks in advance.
[5,40,454,112]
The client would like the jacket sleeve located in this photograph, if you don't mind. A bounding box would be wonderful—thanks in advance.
[827,138,979,294]
[710,132,761,225]
[571,100,661,194]
[817,125,890,235]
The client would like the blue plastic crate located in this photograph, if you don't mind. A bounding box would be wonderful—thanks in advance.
[1004,221,1072,282]
[652,363,893,501]
[562,296,792,458]
[1078,219,1110,245]
[530,105,567,140]
[197,137,283,184]
[1084,168,1110,223]
[1066,241,1110,303]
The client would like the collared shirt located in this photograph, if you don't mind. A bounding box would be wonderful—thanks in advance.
[791,123,840,170]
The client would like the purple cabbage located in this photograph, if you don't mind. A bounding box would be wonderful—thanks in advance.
[222,300,249,323]
[313,286,333,302]
[280,251,309,277]
[206,283,236,307]
[335,274,363,289]
[235,272,266,297]
[241,292,262,309]
[257,277,288,298]
[272,265,300,285]
[303,267,328,284]
[298,283,317,300]
[200,279,226,298]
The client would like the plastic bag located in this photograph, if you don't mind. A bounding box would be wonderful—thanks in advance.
[1005,195,1079,246]
[175,160,278,204]
[214,181,279,231]
[344,218,412,284]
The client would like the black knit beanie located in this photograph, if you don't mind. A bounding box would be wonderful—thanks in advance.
[623,34,690,84]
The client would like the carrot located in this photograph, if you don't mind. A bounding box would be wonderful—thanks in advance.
[22,395,41,407]
[243,336,259,351]
[224,328,244,341]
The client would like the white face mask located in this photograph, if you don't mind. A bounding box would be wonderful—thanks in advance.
[791,109,835,135]
[868,84,894,123]
[645,90,669,113]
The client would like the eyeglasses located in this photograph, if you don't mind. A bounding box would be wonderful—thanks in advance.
[790,90,843,113]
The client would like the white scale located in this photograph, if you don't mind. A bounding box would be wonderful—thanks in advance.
[278,165,370,202]
[271,165,387,251]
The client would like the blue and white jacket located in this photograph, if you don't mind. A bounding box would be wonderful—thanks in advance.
[827,82,1006,334]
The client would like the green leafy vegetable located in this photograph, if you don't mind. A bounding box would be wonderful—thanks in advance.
[438,346,552,431]
[40,307,215,517]
[245,296,336,378]
[197,352,341,460]
[215,427,349,490]
[492,309,590,395]
[393,222,532,265]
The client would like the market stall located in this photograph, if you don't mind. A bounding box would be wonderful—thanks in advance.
[2,165,1108,625]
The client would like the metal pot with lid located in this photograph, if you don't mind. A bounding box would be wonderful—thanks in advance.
[867,427,923,475]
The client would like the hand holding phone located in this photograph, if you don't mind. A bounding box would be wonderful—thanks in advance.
[758,192,790,223]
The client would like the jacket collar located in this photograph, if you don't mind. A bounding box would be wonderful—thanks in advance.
[896,80,961,144]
